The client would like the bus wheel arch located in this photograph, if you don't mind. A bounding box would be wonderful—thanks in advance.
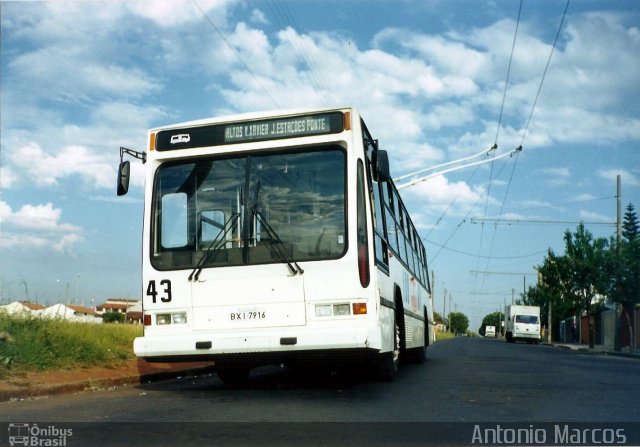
[394,285,407,356]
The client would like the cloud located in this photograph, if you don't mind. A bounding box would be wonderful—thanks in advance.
[127,0,236,27]
[7,143,116,189]
[402,174,487,217]
[541,167,571,186]
[250,8,268,25]
[0,201,84,253]
[579,210,613,223]
[597,168,640,187]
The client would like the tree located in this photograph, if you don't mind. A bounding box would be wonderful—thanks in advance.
[609,203,640,351]
[528,249,575,341]
[433,311,443,325]
[480,311,503,336]
[102,311,125,323]
[622,203,639,242]
[562,224,611,348]
[449,312,469,334]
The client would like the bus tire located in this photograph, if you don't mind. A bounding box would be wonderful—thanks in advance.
[378,315,400,382]
[216,364,251,387]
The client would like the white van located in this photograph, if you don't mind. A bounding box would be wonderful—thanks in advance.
[505,305,541,343]
[485,325,496,337]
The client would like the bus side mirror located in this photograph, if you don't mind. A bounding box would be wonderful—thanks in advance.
[117,160,131,196]
[374,149,390,183]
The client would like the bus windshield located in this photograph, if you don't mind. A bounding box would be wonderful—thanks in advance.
[151,146,346,270]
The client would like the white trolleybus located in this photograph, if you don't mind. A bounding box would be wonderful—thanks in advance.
[117,107,433,384]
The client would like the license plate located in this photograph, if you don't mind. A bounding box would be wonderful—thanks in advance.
[230,311,266,321]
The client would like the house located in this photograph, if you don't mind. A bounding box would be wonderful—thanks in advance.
[38,303,102,323]
[125,301,143,324]
[95,298,139,315]
[0,301,46,315]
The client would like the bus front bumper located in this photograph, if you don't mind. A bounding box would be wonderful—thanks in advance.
[134,325,377,364]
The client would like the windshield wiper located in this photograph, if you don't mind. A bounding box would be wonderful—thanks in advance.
[254,210,304,275]
[189,212,241,282]
[248,181,303,275]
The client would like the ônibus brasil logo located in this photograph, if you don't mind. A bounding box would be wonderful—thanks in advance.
[8,423,73,446]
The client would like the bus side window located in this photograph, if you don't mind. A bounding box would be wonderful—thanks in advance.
[161,192,188,248]
[371,181,389,267]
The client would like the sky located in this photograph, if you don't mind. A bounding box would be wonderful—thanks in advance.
[1,0,639,332]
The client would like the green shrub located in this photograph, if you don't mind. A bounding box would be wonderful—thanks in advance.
[102,311,126,323]
[0,312,142,374]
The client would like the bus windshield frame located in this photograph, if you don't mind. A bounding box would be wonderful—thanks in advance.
[150,145,348,271]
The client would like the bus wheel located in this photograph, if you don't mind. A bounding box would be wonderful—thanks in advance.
[216,364,251,387]
[379,316,400,382]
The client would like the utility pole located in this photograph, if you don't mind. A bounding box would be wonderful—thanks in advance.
[548,301,553,344]
[614,175,622,352]
[443,287,447,332]
[449,293,453,332]
[430,271,435,303]
[617,174,622,244]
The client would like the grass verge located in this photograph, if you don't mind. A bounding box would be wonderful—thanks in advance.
[0,313,142,378]
[435,331,456,342]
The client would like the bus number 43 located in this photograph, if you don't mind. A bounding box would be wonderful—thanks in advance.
[147,280,172,303]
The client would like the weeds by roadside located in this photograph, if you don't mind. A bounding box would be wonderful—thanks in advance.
[0,312,142,378]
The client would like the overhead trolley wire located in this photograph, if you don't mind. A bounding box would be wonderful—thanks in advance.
[520,0,570,146]
[192,0,281,109]
[481,1,569,279]
[267,0,338,106]
[425,238,546,260]
[494,0,523,146]
[475,0,524,284]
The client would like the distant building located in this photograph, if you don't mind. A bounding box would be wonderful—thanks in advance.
[38,303,102,323]
[125,301,143,324]
[0,301,46,315]
[96,298,139,315]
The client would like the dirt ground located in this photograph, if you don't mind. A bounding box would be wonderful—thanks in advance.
[0,359,213,401]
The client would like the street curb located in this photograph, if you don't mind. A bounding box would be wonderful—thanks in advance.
[548,343,640,360]
[0,366,216,402]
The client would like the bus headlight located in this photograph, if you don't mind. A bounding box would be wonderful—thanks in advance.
[333,304,350,316]
[172,312,187,324]
[315,305,332,317]
[156,312,187,325]
[156,314,171,325]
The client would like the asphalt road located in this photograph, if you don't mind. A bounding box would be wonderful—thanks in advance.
[2,337,639,446]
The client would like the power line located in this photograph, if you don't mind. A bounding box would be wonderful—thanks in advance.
[520,0,570,145]
[482,147,521,272]
[483,1,568,282]
[424,238,546,260]
[394,145,496,183]
[266,0,337,106]
[495,0,522,146]
[396,146,520,190]
[425,164,482,239]
[429,153,517,265]
[192,0,281,109]
[513,196,615,213]
[470,218,616,226]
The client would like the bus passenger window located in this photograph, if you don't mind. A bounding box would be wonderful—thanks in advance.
[161,193,188,248]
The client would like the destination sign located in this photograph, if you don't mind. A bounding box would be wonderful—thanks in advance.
[155,112,344,151]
